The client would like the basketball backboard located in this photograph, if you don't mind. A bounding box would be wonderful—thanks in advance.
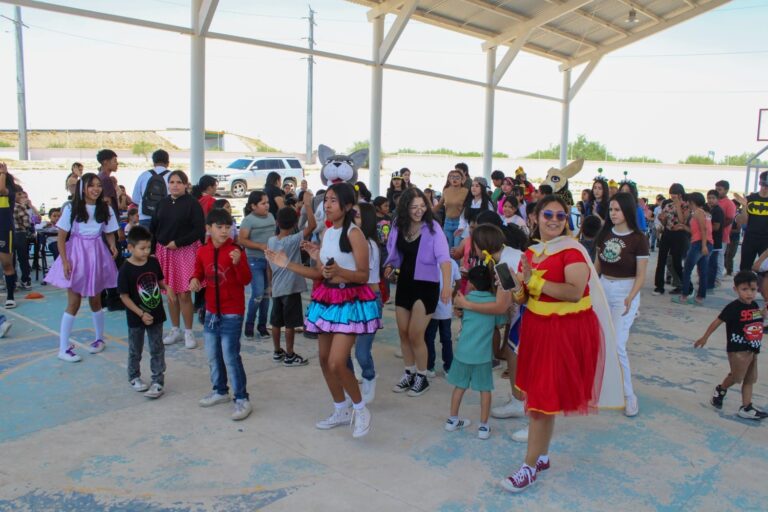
[759,108,768,141]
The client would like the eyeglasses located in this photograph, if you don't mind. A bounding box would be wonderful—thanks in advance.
[542,210,568,221]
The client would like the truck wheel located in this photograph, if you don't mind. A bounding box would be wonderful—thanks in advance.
[231,180,247,198]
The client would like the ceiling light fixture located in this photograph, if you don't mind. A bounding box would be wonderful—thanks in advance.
[625,8,640,23]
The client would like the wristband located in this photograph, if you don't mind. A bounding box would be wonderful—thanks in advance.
[526,273,545,299]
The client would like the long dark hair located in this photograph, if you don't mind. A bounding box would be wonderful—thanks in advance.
[327,182,357,253]
[355,181,372,203]
[265,171,281,189]
[356,202,379,243]
[71,173,109,224]
[192,175,218,199]
[461,177,492,223]
[596,192,641,248]
[592,179,610,218]
[530,195,570,241]
[394,187,436,234]
[244,190,267,217]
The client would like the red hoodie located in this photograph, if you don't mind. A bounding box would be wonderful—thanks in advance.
[192,238,252,315]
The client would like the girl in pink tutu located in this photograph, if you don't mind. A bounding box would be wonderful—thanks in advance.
[48,173,120,362]
[266,182,381,438]
[150,170,206,349]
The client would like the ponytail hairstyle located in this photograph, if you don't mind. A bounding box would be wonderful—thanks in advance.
[356,202,380,244]
[596,192,641,248]
[355,181,372,203]
[192,174,218,199]
[244,190,267,217]
[327,182,357,253]
[72,173,109,224]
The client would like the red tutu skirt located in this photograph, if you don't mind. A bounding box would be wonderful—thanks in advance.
[515,308,605,416]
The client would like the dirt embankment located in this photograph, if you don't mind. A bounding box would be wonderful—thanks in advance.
[0,130,177,150]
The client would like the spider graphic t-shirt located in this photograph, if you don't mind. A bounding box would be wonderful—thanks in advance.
[118,257,167,328]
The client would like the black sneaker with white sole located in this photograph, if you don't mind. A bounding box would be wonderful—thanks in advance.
[283,352,309,367]
[407,373,430,397]
[737,403,768,420]
[392,371,415,393]
[710,385,727,410]
[272,348,286,362]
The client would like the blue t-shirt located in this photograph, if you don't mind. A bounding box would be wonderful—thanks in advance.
[455,290,506,364]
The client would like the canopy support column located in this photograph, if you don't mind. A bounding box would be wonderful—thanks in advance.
[190,0,206,183]
[482,47,496,181]
[369,15,384,197]
[559,68,571,168]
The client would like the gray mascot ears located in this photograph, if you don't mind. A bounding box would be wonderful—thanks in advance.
[318,144,368,186]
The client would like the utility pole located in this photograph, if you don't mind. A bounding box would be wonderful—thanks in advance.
[8,7,29,160]
[304,5,316,165]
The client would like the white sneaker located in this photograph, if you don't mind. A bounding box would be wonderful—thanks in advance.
[0,319,11,338]
[444,417,471,432]
[315,406,352,430]
[199,392,231,407]
[184,330,197,349]
[425,369,437,378]
[4,299,16,309]
[163,327,182,345]
[478,425,491,440]
[491,397,526,419]
[57,344,81,362]
[352,406,371,438]
[511,427,529,443]
[130,378,149,392]
[88,339,106,354]
[361,377,376,405]
[625,394,639,417]
[232,399,252,421]
[144,383,164,399]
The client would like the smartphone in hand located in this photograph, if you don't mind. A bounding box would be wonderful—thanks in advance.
[494,262,520,291]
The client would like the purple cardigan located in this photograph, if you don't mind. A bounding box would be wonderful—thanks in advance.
[384,220,451,283]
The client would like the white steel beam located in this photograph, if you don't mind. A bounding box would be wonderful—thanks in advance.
[482,47,496,180]
[559,68,571,168]
[369,16,385,197]
[367,0,404,21]
[568,56,600,101]
[196,0,219,35]
[190,0,205,183]
[561,0,729,70]
[0,0,192,34]
[379,0,417,64]
[482,0,592,51]
[492,29,530,86]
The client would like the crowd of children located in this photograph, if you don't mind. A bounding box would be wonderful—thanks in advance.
[1,155,766,496]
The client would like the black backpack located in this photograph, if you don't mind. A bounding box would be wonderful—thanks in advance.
[141,170,169,217]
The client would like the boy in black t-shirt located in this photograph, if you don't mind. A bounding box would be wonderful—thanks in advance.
[694,271,767,420]
[118,226,176,399]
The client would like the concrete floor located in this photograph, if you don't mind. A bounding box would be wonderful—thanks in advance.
[0,252,766,512]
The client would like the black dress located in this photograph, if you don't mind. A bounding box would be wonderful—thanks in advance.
[394,230,439,315]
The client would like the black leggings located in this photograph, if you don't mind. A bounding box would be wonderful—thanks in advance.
[739,235,768,272]
[654,230,688,290]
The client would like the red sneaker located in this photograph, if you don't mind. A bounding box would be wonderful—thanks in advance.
[500,464,536,493]
[536,457,550,473]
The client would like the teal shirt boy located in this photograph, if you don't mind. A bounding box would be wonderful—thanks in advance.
[455,290,507,365]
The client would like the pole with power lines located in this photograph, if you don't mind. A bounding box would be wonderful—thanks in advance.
[13,7,28,160]
[304,5,316,165]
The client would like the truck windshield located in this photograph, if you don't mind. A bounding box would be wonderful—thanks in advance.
[226,159,252,170]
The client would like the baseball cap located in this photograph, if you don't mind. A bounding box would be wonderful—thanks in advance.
[391,170,403,180]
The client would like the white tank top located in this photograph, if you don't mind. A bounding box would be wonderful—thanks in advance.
[320,224,359,271]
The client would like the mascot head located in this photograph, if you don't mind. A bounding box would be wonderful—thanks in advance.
[542,158,584,207]
[318,144,368,186]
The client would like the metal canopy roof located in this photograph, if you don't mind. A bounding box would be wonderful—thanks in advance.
[348,0,729,69]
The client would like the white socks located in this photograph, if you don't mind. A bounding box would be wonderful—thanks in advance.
[92,309,104,341]
[59,313,75,354]
[352,400,366,411]
[334,400,350,410]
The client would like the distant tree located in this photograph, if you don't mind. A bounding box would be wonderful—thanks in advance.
[719,152,767,166]
[680,155,715,165]
[347,140,370,167]
[624,155,662,164]
[132,140,153,160]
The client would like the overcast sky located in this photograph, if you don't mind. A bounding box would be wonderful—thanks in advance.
[0,0,766,163]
